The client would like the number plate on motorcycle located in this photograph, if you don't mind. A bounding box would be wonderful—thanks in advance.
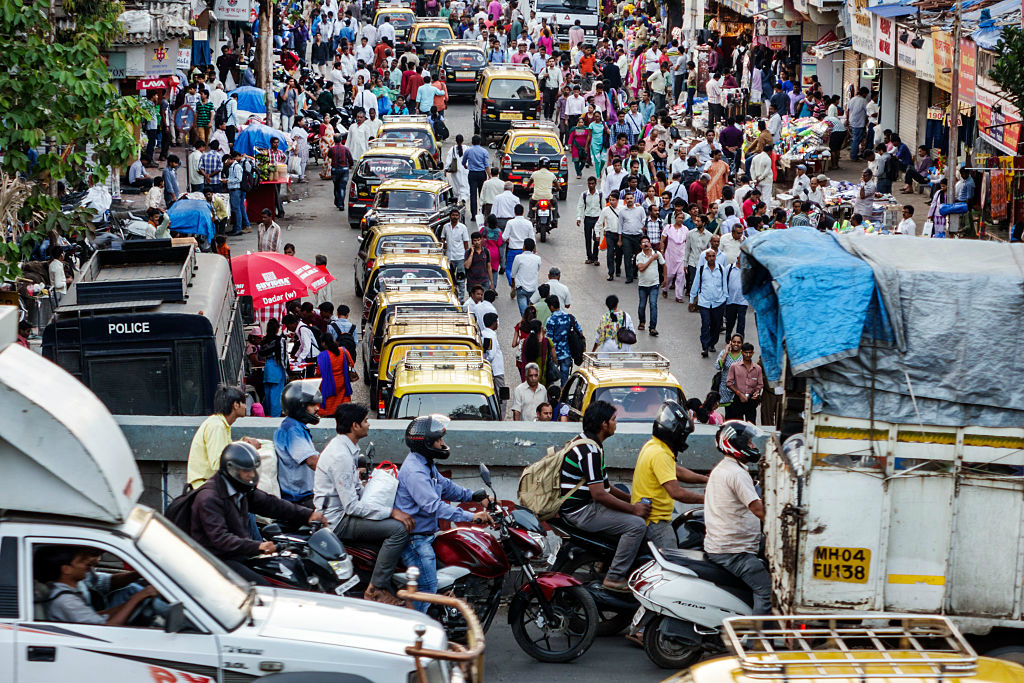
[812,546,871,583]
[335,575,360,595]
[630,607,645,628]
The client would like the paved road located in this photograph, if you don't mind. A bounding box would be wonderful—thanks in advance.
[224,101,758,408]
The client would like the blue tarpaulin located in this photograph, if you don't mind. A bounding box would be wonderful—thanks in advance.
[167,199,215,241]
[229,85,267,113]
[866,1,916,17]
[232,122,290,156]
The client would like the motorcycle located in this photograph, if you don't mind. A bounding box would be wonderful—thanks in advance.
[549,507,706,636]
[628,542,754,669]
[531,198,557,242]
[346,462,599,663]
[244,520,359,595]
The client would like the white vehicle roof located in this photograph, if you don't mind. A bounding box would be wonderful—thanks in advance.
[0,306,140,524]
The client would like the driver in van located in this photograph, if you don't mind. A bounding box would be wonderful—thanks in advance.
[36,545,158,626]
[190,442,325,585]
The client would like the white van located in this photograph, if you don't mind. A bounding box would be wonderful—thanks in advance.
[0,306,479,683]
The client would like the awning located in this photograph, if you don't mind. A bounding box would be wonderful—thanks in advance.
[866,2,917,17]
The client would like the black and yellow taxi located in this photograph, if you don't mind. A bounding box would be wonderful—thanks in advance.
[347,142,439,228]
[409,20,455,59]
[497,120,569,200]
[360,246,452,324]
[387,349,507,420]
[373,5,415,53]
[361,175,463,237]
[376,114,441,165]
[353,220,440,297]
[559,352,684,423]
[375,311,482,415]
[428,40,488,99]
[473,63,542,139]
[360,277,462,390]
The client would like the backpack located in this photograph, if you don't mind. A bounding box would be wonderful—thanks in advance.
[240,157,258,192]
[214,100,228,126]
[567,314,586,365]
[883,154,899,182]
[164,486,201,533]
[517,435,599,520]
[330,320,357,360]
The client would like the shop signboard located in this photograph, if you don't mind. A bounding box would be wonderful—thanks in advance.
[896,25,917,71]
[991,169,1006,220]
[977,88,1021,155]
[177,48,191,70]
[849,0,875,56]
[767,18,801,35]
[102,52,127,80]
[137,76,179,90]
[958,38,976,106]
[875,16,896,65]
[932,28,953,92]
[214,0,253,21]
[767,36,787,50]
[144,40,179,77]
[915,31,934,82]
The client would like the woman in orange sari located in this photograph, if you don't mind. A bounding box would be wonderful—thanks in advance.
[317,336,356,417]
[706,149,730,204]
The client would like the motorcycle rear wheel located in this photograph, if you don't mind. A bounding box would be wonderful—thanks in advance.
[643,615,703,669]
[559,553,634,636]
[509,584,598,663]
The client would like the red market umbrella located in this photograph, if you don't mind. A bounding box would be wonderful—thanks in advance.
[231,252,335,309]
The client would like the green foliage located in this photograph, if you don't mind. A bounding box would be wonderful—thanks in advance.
[0,0,147,278]
[991,26,1024,128]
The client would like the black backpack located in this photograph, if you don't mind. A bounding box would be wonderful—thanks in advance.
[240,157,258,192]
[214,100,228,126]
[330,320,358,360]
[164,486,201,533]
[884,154,900,182]
[567,315,586,366]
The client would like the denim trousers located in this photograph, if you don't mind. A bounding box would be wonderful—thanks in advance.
[850,126,865,160]
[558,355,572,385]
[638,284,659,329]
[332,168,349,208]
[505,248,523,286]
[401,533,437,613]
[515,286,534,316]
[229,189,248,231]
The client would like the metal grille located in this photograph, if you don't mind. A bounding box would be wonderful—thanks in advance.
[88,356,172,415]
[175,341,205,415]
[722,615,977,681]
[219,305,245,387]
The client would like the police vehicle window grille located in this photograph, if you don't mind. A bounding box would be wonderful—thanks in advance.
[56,350,81,375]
[0,537,18,618]
[89,356,173,415]
[219,306,245,385]
[176,342,205,415]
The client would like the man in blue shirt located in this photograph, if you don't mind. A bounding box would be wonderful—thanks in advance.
[273,382,322,506]
[461,135,491,220]
[225,152,250,235]
[545,296,584,384]
[415,75,442,114]
[689,248,727,358]
[162,154,180,208]
[395,415,491,611]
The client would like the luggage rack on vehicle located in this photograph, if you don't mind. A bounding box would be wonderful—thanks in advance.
[721,615,978,681]
[390,311,478,329]
[402,349,488,371]
[439,39,483,46]
[509,120,560,132]
[378,243,444,256]
[378,277,452,292]
[367,138,424,149]
[381,114,430,124]
[581,352,670,370]
[487,63,534,72]
[372,212,435,225]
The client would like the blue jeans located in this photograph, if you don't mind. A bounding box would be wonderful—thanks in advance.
[229,189,248,232]
[558,355,572,385]
[515,286,534,315]
[638,284,658,330]
[850,126,865,160]
[401,534,437,613]
[505,248,522,286]
[332,167,349,208]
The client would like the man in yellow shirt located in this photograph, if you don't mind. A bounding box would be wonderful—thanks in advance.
[631,400,707,549]
[187,385,262,489]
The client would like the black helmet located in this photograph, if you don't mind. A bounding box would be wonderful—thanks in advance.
[715,420,763,464]
[281,380,322,425]
[405,414,451,461]
[652,400,693,454]
[220,442,261,493]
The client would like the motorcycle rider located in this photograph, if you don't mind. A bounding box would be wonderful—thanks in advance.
[631,400,708,549]
[313,403,414,606]
[273,382,322,507]
[526,156,558,226]
[190,442,324,585]
[559,400,650,591]
[395,415,492,611]
[704,420,770,614]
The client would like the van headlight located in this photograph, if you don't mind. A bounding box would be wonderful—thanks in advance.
[328,556,354,580]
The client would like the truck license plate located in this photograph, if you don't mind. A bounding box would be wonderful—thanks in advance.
[500,112,523,120]
[812,546,871,583]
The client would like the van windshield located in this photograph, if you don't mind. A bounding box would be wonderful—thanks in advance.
[488,78,537,100]
[134,509,251,630]
[392,392,494,419]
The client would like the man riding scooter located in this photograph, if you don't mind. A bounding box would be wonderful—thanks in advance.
[526,156,558,227]
[704,420,770,614]
[394,415,492,611]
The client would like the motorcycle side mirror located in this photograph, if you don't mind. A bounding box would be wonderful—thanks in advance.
[365,443,376,463]
[488,142,498,149]
[356,454,368,471]
[479,463,492,487]
[261,523,282,540]
[164,602,186,634]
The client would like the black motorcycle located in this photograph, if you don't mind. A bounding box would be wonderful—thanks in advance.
[245,521,359,595]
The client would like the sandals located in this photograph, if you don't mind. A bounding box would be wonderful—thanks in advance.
[364,584,406,607]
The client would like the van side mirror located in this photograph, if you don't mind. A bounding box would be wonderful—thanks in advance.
[164,602,186,633]
[261,523,281,540]
[499,386,510,401]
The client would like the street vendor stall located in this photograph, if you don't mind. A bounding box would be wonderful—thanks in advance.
[233,123,291,223]
[760,117,833,180]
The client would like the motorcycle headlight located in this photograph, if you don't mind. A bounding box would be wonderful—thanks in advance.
[328,556,354,580]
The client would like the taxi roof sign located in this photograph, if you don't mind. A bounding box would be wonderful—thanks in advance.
[509,120,559,132]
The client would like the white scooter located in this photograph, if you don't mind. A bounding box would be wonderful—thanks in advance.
[628,542,754,669]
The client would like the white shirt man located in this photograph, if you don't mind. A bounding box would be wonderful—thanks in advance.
[530,273,571,309]
[492,187,521,219]
[293,320,320,361]
[510,248,543,292]
[510,366,547,421]
[481,173,505,207]
[355,41,374,65]
[565,93,586,116]
[602,164,629,197]
[466,296,497,330]
[353,88,377,116]
[767,110,783,144]
[360,22,378,46]
[706,75,722,106]
[441,220,470,262]
[347,116,375,160]
[689,137,721,167]
[666,177,689,204]
[502,215,535,249]
[379,20,396,44]
[791,166,810,198]
[749,150,773,208]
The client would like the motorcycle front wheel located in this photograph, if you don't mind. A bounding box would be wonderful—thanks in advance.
[509,584,598,663]
[643,615,703,669]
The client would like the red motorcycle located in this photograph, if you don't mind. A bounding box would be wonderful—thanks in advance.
[346,463,598,663]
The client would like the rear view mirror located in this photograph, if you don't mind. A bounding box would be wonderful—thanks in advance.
[479,463,492,487]
[365,443,376,464]
[488,142,498,149]
[483,337,493,351]
[164,602,186,633]
[499,386,510,401]
[261,523,281,540]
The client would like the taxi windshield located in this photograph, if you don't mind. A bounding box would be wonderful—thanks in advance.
[511,136,560,155]
[444,51,487,69]
[417,27,453,43]
[358,156,414,179]
[393,392,494,420]
[379,12,413,27]
[488,78,537,99]
[592,386,684,422]
[376,189,437,211]
[380,129,436,152]
[377,234,436,252]
[372,266,447,292]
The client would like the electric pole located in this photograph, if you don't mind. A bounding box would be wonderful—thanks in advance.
[945,0,962,234]
[258,0,273,125]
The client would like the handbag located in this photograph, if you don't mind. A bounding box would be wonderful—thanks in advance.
[615,314,637,345]
[599,235,607,250]
[939,202,968,216]
[360,461,399,517]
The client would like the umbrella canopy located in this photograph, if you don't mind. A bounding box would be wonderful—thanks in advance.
[229,85,267,113]
[231,252,335,309]
[233,122,290,156]
[166,199,215,241]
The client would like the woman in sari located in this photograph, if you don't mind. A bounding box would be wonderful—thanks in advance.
[588,110,609,180]
[317,335,356,418]
[567,118,591,179]
[706,149,730,204]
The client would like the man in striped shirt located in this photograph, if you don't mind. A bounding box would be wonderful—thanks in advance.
[558,401,651,590]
